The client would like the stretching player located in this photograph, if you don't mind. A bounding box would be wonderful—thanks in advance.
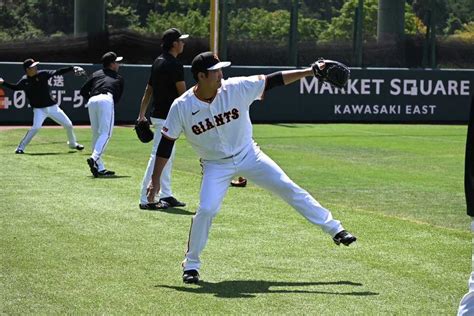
[137,28,188,210]
[147,52,357,284]
[80,52,124,178]
[0,58,85,154]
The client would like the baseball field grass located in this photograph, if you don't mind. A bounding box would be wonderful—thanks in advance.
[0,123,470,314]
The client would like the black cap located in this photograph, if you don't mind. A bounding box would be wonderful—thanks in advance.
[23,58,39,70]
[101,51,123,67]
[191,51,231,76]
[162,28,189,46]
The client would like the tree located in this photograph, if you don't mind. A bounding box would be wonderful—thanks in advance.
[411,0,448,34]
[318,0,420,42]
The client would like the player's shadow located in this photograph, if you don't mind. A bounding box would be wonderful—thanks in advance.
[142,207,194,215]
[157,280,379,298]
[26,152,76,156]
[92,175,131,179]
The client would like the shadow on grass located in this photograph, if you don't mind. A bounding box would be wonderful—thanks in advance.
[141,207,194,215]
[88,175,131,179]
[26,151,78,156]
[157,280,379,298]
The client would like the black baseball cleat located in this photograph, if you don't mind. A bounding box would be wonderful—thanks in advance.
[75,144,84,151]
[160,196,186,207]
[139,201,168,210]
[98,169,115,177]
[86,158,99,178]
[182,270,199,284]
[333,230,357,246]
[15,149,24,154]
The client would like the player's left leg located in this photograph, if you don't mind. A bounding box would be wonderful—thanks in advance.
[239,144,344,237]
[47,104,83,150]
[182,160,234,274]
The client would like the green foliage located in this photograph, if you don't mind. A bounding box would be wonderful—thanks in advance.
[228,8,327,42]
[447,21,474,42]
[319,0,379,42]
[319,0,420,42]
[0,0,471,43]
[0,4,44,40]
[107,5,140,30]
[411,0,448,34]
[27,0,74,35]
[144,10,209,38]
[228,8,291,41]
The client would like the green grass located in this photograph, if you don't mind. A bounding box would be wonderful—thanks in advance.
[0,124,470,314]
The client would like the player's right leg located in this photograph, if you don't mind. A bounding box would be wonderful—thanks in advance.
[16,108,47,153]
[182,160,234,278]
[240,144,351,241]
[47,104,83,150]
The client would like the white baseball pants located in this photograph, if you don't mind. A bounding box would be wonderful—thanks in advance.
[458,272,474,315]
[87,93,114,171]
[17,104,78,151]
[139,117,176,204]
[182,142,344,272]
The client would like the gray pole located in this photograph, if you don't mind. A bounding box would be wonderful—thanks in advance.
[74,0,106,36]
[352,0,364,67]
[377,0,405,42]
[218,0,228,60]
[288,0,299,66]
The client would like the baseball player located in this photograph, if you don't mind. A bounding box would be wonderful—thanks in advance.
[0,58,85,154]
[80,52,124,178]
[146,52,357,284]
[137,28,188,210]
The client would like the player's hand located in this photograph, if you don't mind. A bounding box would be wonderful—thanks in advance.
[146,182,160,203]
[137,115,147,122]
[73,66,86,76]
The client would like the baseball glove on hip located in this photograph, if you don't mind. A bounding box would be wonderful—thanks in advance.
[134,120,154,143]
[311,58,350,89]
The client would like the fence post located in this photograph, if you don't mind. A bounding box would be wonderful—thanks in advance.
[218,0,228,60]
[74,0,105,36]
[288,0,299,66]
[352,0,364,67]
[422,10,431,68]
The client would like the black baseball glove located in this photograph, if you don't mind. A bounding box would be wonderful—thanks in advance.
[311,58,350,89]
[134,120,154,143]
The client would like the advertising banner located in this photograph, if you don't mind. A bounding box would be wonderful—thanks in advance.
[0,62,472,124]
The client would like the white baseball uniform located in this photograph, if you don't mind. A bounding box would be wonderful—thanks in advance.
[162,75,345,272]
[87,93,114,171]
[17,103,78,151]
[139,117,176,203]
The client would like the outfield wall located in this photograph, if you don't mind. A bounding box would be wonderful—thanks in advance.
[0,62,472,124]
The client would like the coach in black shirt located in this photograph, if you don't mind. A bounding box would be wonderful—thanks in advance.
[0,58,85,154]
[137,28,188,209]
[81,52,124,178]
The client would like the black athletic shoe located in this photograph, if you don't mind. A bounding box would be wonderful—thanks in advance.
[98,169,115,177]
[86,158,99,178]
[183,270,199,284]
[75,144,84,151]
[139,201,169,210]
[160,196,186,207]
[333,230,357,246]
[15,149,24,154]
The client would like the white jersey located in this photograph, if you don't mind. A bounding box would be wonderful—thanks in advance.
[162,75,266,161]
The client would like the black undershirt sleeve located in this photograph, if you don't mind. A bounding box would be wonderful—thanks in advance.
[156,136,175,159]
[265,71,284,91]
[1,81,22,91]
[53,66,74,76]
